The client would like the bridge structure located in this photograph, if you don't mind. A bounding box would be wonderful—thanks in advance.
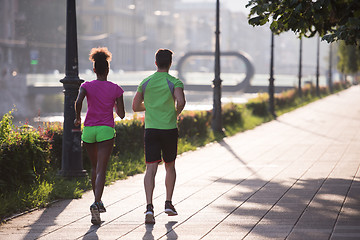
[3,50,328,117]
[176,51,255,92]
[27,51,295,96]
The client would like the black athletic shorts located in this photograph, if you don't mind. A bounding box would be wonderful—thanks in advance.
[144,128,178,163]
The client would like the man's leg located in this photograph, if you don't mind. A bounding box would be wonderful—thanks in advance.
[164,160,178,216]
[165,160,176,201]
[144,161,159,224]
[162,128,178,216]
[144,162,159,205]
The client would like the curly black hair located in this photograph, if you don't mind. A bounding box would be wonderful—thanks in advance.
[89,47,112,75]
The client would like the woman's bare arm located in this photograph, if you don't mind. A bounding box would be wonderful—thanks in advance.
[74,87,86,126]
[115,95,125,119]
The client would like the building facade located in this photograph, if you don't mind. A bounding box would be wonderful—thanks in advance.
[0,0,331,75]
[77,0,177,71]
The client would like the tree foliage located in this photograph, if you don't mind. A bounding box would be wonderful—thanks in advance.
[337,41,360,74]
[246,0,360,45]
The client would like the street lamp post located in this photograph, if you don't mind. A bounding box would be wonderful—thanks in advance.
[268,32,276,118]
[131,0,137,71]
[328,43,333,93]
[59,0,86,178]
[316,36,320,97]
[212,0,222,133]
[298,38,303,97]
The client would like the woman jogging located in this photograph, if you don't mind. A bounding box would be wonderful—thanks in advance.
[74,47,125,225]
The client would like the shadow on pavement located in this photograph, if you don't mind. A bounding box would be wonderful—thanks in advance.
[82,224,100,240]
[23,199,72,240]
[141,221,178,240]
[219,140,259,176]
[276,119,340,142]
[214,177,360,239]
[142,224,154,240]
[165,221,178,239]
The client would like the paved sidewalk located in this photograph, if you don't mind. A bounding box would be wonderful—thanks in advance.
[1,86,360,240]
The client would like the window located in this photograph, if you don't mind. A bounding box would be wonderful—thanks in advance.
[93,16,103,32]
[90,0,104,6]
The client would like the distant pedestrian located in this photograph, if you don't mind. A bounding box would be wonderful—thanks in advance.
[74,47,125,225]
[132,49,186,224]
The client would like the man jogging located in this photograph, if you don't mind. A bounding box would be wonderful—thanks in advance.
[132,49,186,224]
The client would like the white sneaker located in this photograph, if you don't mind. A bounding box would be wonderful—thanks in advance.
[145,204,155,224]
[90,203,101,225]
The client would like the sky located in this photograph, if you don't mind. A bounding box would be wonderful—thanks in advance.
[223,0,250,13]
[181,0,251,13]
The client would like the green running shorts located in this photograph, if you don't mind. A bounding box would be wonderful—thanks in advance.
[82,126,115,143]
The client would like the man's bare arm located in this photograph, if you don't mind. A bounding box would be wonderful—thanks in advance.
[132,92,146,112]
[174,87,186,116]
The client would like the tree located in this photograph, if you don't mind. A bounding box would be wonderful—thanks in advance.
[337,41,360,76]
[246,0,360,45]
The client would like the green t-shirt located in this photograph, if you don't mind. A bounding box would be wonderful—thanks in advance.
[137,72,184,129]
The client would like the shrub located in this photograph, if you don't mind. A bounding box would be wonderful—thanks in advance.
[0,112,51,193]
[333,80,351,92]
[302,84,317,99]
[222,102,244,128]
[40,122,63,171]
[113,116,144,157]
[320,86,329,95]
[246,93,270,117]
[275,88,297,109]
[0,111,13,144]
[178,111,211,139]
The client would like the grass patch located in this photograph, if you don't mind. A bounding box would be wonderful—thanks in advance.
[0,176,90,220]
[105,153,146,184]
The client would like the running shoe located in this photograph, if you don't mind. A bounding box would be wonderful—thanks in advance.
[145,204,155,224]
[96,201,106,213]
[90,202,101,225]
[164,201,178,216]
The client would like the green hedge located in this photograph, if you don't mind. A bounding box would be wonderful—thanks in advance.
[113,117,144,157]
[0,102,246,195]
[0,112,52,193]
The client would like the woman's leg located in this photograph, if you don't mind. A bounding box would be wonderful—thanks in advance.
[94,138,114,202]
[84,142,98,195]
